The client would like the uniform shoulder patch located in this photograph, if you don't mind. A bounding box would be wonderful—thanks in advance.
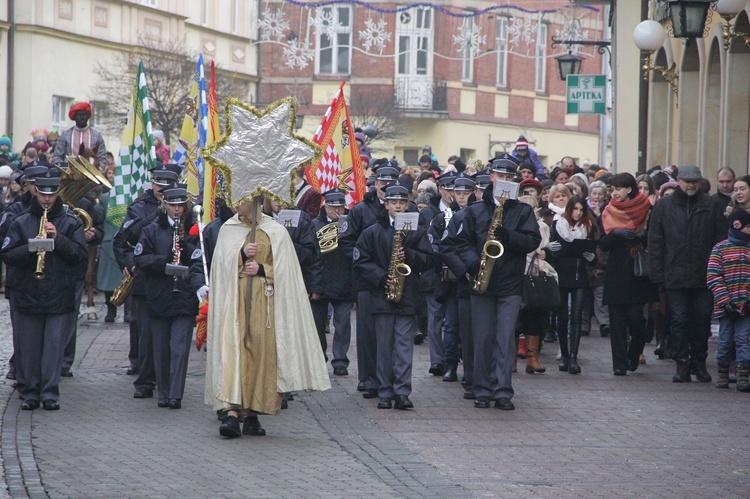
[0,213,8,227]
[352,247,360,261]
[191,248,202,260]
[134,243,143,256]
[427,233,434,244]
[340,221,348,234]
[457,222,464,235]
[441,229,448,241]
[123,219,134,229]
[2,237,9,249]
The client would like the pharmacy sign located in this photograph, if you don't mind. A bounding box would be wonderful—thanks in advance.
[566,74,606,115]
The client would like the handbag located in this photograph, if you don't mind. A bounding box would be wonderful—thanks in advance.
[633,247,649,279]
[522,255,561,310]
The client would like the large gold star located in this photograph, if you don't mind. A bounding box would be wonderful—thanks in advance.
[202,97,321,207]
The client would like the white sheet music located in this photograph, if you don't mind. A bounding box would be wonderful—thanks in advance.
[493,180,519,200]
[277,209,302,228]
[394,212,420,231]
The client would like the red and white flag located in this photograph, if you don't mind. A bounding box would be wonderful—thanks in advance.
[306,82,365,208]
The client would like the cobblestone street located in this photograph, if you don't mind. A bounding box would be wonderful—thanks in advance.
[1,296,748,498]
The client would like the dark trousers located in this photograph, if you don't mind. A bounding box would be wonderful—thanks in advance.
[375,313,415,399]
[356,290,378,390]
[457,296,473,385]
[151,314,194,401]
[471,294,521,400]
[557,288,587,358]
[62,280,85,370]
[608,304,647,371]
[128,296,139,365]
[666,288,713,363]
[132,296,155,390]
[443,294,460,364]
[15,312,68,402]
[311,298,353,368]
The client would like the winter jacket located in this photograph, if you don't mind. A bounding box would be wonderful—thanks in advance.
[444,186,541,297]
[599,228,658,306]
[549,220,596,290]
[310,211,353,302]
[113,189,161,296]
[1,197,87,313]
[707,239,750,319]
[339,190,386,293]
[648,188,727,289]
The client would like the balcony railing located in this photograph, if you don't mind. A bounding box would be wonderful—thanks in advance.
[393,77,447,112]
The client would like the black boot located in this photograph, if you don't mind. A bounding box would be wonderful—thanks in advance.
[104,292,116,323]
[242,415,266,436]
[442,362,458,382]
[691,359,712,383]
[672,359,691,383]
[568,321,582,375]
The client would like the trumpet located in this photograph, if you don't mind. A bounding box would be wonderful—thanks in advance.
[33,207,49,280]
[385,229,411,303]
[472,200,506,294]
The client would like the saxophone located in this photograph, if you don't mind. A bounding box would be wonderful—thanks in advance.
[472,200,506,294]
[111,273,134,307]
[33,207,49,280]
[385,229,412,303]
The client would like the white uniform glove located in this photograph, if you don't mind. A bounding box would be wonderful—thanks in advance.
[547,241,561,252]
[197,285,210,301]
[582,252,595,262]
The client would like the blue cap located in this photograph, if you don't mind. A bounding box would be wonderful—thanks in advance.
[473,169,492,189]
[322,188,346,207]
[490,154,520,174]
[373,163,400,181]
[151,163,181,186]
[437,171,457,189]
[452,173,476,192]
[35,169,61,193]
[163,183,189,204]
[383,182,410,200]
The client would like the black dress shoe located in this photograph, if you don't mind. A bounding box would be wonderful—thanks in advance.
[21,400,40,411]
[613,369,627,376]
[133,388,154,398]
[362,389,379,399]
[599,324,610,337]
[474,397,490,409]
[357,381,366,392]
[42,400,60,411]
[168,399,181,409]
[60,368,73,378]
[394,395,413,410]
[104,310,116,323]
[5,371,16,380]
[242,416,266,436]
[494,397,515,411]
[219,415,242,438]
[442,363,458,382]
[158,399,169,408]
[463,390,476,400]
[627,359,639,372]
[377,397,392,409]
[413,331,425,345]
[281,398,288,409]
[333,366,348,376]
[429,363,445,376]
[126,364,140,375]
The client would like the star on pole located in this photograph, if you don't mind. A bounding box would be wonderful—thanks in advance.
[202,97,321,207]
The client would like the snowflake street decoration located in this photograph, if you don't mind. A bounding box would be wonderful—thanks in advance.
[283,39,315,70]
[508,14,537,54]
[359,17,392,55]
[556,14,590,54]
[309,8,341,40]
[453,22,487,57]
[258,8,290,42]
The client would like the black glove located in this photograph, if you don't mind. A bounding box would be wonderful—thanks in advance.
[611,228,638,241]
[493,226,510,244]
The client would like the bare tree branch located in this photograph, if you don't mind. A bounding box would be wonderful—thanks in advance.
[348,86,407,153]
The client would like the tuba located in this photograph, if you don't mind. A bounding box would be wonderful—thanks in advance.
[33,207,49,280]
[385,229,412,303]
[472,200,506,294]
[316,222,339,254]
[58,155,112,230]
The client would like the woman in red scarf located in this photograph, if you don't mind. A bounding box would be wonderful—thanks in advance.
[599,173,658,376]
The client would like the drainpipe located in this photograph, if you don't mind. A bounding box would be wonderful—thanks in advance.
[6,0,14,141]
[255,0,261,104]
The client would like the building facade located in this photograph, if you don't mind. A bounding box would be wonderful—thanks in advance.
[258,0,608,168]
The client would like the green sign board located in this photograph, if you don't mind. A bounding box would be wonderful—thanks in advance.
[566,74,607,115]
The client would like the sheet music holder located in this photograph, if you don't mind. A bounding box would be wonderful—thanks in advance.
[277,209,302,228]
[394,212,419,231]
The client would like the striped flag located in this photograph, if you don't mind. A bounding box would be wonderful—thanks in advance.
[107,62,156,227]
[174,54,208,199]
[202,60,221,225]
[306,81,365,208]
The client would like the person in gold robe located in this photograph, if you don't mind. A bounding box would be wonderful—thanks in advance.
[204,198,330,439]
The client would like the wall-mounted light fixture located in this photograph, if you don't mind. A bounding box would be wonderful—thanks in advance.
[633,19,679,98]
[550,37,611,81]
[715,0,750,50]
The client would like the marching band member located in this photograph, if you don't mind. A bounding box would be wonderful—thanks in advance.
[310,188,354,375]
[352,183,434,410]
[339,159,397,398]
[134,184,198,409]
[206,197,329,438]
[1,169,87,410]
[445,155,541,410]
[114,163,180,395]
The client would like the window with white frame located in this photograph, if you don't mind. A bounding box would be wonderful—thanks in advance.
[52,95,74,131]
[316,6,351,75]
[201,0,208,25]
[496,17,509,87]
[460,16,474,83]
[535,23,548,93]
[141,0,156,6]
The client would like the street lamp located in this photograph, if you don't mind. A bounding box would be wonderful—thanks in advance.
[715,0,750,50]
[555,52,584,81]
[633,19,679,97]
[665,0,713,38]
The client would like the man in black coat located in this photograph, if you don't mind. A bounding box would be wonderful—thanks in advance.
[310,188,353,375]
[338,159,397,397]
[353,183,434,410]
[712,166,735,213]
[1,172,88,410]
[114,163,179,395]
[444,155,541,410]
[648,165,728,383]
